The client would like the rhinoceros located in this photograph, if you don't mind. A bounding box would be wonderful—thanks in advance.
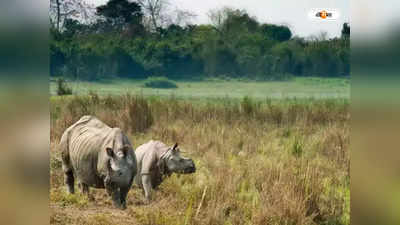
[134,140,196,202]
[59,115,137,209]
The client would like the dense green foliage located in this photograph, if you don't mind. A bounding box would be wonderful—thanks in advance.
[50,1,350,81]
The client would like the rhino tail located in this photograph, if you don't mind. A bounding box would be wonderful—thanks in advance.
[60,127,71,168]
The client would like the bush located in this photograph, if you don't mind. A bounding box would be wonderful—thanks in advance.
[291,137,303,157]
[56,78,72,96]
[143,76,178,89]
[241,96,255,115]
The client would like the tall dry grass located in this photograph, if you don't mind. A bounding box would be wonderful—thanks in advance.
[50,94,349,225]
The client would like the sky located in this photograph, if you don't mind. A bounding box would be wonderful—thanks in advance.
[86,0,349,38]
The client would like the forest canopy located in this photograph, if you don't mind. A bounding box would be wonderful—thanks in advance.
[50,0,350,81]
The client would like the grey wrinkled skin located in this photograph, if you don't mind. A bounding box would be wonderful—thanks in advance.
[59,115,137,210]
[134,140,196,203]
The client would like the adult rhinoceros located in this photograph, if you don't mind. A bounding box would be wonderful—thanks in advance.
[134,140,196,203]
[59,115,137,209]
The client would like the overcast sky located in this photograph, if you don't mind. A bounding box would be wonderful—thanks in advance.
[86,0,349,38]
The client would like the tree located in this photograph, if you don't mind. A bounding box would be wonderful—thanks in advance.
[50,4,350,80]
[207,7,259,46]
[222,9,259,33]
[51,0,61,31]
[137,0,168,31]
[260,24,292,42]
[63,19,85,37]
[96,0,143,32]
[50,0,95,31]
[207,7,231,32]
[137,0,196,32]
[341,23,350,39]
[172,9,196,27]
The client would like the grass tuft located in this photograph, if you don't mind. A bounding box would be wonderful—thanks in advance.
[56,78,72,96]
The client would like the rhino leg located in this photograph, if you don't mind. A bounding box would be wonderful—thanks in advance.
[120,186,129,209]
[63,169,75,194]
[80,183,94,201]
[142,175,152,204]
[110,188,123,209]
[104,177,124,209]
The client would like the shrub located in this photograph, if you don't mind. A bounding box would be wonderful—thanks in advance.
[143,76,178,89]
[291,137,303,157]
[119,94,154,134]
[56,78,72,95]
[241,96,255,115]
[50,94,154,141]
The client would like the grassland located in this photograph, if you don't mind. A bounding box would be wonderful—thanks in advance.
[50,93,349,225]
[50,77,350,99]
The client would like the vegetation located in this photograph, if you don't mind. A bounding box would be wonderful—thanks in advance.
[49,1,350,224]
[143,76,178,89]
[50,0,350,81]
[49,77,350,99]
[56,78,72,96]
[50,94,349,225]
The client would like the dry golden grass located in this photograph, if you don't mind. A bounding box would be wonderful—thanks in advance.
[50,94,349,225]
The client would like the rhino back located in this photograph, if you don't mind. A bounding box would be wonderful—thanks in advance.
[68,116,113,186]
[134,140,168,187]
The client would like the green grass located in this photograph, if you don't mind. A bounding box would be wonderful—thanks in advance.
[49,77,350,99]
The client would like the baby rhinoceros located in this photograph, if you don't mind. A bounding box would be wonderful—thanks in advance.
[59,115,137,209]
[134,140,196,203]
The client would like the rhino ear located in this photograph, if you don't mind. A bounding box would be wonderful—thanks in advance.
[106,147,114,158]
[122,145,130,157]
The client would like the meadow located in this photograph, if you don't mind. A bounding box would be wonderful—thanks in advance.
[49,77,350,99]
[50,90,350,225]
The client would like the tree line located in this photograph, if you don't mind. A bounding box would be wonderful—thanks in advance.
[50,0,350,81]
